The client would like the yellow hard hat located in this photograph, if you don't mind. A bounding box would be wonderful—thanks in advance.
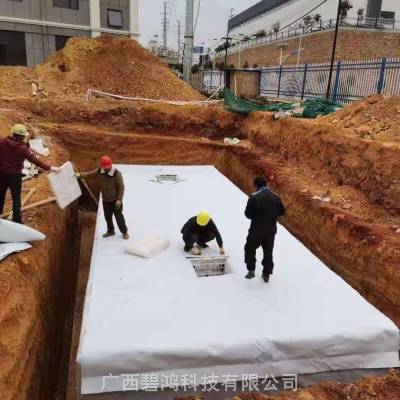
[196,210,211,226]
[11,124,28,137]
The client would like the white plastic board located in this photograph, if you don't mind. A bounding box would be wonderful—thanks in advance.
[77,165,399,395]
[0,219,45,243]
[0,242,32,260]
[48,161,81,209]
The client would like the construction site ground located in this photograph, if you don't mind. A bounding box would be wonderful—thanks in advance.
[0,37,399,400]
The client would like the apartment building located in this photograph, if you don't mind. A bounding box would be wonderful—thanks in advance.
[0,0,139,66]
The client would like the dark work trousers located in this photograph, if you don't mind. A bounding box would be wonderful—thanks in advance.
[102,200,128,234]
[0,174,22,223]
[183,231,216,252]
[244,229,276,276]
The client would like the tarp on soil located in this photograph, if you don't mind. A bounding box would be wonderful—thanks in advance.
[223,87,342,117]
[77,165,399,396]
[224,87,294,114]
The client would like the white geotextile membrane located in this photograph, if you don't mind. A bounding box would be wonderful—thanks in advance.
[77,165,399,395]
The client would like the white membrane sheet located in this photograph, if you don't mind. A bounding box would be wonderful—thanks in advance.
[78,166,399,395]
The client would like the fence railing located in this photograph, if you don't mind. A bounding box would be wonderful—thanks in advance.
[217,17,400,57]
[191,57,400,103]
[260,58,400,103]
[190,70,225,94]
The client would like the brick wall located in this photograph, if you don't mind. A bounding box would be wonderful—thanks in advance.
[230,70,260,97]
[216,28,400,68]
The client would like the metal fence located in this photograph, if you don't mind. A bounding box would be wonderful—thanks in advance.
[260,58,400,103]
[191,70,225,94]
[219,17,400,57]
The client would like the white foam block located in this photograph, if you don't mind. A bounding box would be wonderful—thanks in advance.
[125,236,170,259]
[77,166,399,395]
[48,161,82,209]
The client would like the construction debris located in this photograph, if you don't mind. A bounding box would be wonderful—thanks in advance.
[224,137,241,146]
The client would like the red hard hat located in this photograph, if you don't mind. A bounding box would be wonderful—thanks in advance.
[100,156,113,169]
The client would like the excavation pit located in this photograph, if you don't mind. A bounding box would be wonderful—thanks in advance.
[75,165,399,399]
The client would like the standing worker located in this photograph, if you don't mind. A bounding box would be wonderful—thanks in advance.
[181,211,225,256]
[77,156,129,240]
[244,177,285,283]
[0,124,61,224]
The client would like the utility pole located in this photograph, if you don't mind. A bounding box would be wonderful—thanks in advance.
[183,0,194,82]
[326,0,342,99]
[223,9,235,69]
[162,1,168,49]
[177,20,181,58]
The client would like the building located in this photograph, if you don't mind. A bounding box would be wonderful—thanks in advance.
[228,0,399,38]
[0,0,139,66]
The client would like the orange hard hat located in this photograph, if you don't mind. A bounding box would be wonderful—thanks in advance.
[100,156,113,169]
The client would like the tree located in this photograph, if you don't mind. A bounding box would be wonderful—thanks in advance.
[255,29,267,38]
[303,15,313,26]
[339,0,353,22]
[357,8,365,18]
[272,22,281,33]
[313,13,322,23]
[242,36,251,42]
[204,60,213,70]
[243,61,249,69]
[253,63,259,68]
[191,64,200,74]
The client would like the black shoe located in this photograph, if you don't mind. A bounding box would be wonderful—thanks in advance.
[197,242,209,249]
[245,271,255,279]
[103,231,115,238]
[262,274,270,283]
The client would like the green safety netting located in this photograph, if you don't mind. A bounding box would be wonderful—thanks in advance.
[223,87,294,114]
[223,87,342,118]
[301,97,343,118]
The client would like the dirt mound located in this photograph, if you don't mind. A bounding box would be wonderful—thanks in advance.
[35,35,203,101]
[327,94,400,142]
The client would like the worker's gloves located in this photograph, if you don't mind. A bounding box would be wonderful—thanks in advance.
[51,166,61,173]
[220,247,225,255]
[115,200,122,209]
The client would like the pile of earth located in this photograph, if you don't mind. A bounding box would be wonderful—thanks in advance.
[326,94,400,142]
[0,36,204,101]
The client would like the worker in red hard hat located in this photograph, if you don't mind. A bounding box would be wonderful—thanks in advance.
[76,156,129,240]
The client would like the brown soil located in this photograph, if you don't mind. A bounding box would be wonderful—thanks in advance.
[0,36,204,101]
[0,40,398,400]
[326,94,400,143]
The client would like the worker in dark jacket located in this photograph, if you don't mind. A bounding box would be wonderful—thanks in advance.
[78,156,129,240]
[0,124,61,223]
[244,177,285,283]
[181,211,225,256]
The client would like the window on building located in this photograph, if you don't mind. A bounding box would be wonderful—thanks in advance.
[107,9,123,29]
[53,0,79,10]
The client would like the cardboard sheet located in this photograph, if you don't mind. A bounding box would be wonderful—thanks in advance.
[48,161,81,209]
[77,166,399,395]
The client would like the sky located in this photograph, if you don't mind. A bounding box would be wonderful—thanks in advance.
[139,0,259,50]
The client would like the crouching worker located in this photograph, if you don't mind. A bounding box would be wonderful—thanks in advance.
[0,124,61,224]
[244,177,285,283]
[181,210,225,256]
[77,156,129,240]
